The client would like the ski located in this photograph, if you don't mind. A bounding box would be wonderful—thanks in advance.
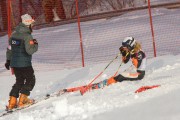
[0,81,107,117]
[0,89,66,117]
[58,80,106,94]
[0,102,36,117]
[54,80,107,96]
[80,80,108,95]
[135,85,160,93]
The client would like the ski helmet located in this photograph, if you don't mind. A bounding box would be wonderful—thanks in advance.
[122,37,136,50]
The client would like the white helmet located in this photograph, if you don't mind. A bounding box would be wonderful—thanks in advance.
[122,37,136,50]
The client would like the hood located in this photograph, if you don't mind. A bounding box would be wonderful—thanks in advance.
[14,23,31,34]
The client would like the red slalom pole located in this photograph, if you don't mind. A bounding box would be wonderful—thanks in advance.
[75,0,85,67]
[148,0,157,57]
[80,54,120,95]
[7,0,12,38]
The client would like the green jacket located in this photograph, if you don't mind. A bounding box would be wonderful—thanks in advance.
[6,23,38,67]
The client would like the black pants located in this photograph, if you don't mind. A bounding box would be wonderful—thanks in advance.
[9,66,36,98]
[114,71,145,82]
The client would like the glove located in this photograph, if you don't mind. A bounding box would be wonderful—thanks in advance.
[5,60,10,70]
[119,46,127,56]
[33,39,38,44]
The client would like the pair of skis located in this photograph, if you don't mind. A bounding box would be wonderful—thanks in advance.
[0,80,161,117]
[0,54,121,117]
[0,89,67,117]
[79,54,123,95]
[0,81,105,117]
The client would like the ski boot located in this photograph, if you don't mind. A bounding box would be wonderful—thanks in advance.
[107,77,117,85]
[18,94,34,108]
[6,96,17,111]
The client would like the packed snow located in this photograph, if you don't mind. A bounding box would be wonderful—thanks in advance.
[0,4,180,120]
[0,54,180,120]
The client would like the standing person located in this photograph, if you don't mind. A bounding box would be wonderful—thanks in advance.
[107,36,146,85]
[4,14,38,111]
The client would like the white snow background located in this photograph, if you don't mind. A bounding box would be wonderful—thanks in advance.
[0,1,180,120]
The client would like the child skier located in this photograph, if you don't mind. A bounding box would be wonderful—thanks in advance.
[107,36,146,85]
[80,37,146,95]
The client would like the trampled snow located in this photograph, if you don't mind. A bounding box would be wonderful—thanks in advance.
[0,6,180,120]
[0,54,180,120]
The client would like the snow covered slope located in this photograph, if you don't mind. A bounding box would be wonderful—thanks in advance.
[0,54,180,120]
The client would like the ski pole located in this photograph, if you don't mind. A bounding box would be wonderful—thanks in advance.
[124,65,133,72]
[85,53,120,90]
[84,51,131,91]
[55,54,120,95]
[113,61,123,76]
[113,52,130,76]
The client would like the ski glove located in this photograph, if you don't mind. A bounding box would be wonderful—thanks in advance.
[5,60,10,70]
[119,46,128,57]
[119,46,131,64]
[33,39,38,44]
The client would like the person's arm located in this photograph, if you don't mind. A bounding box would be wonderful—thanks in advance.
[24,35,38,55]
[5,39,12,70]
[131,51,145,68]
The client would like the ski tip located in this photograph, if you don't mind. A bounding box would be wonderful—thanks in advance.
[46,94,50,97]
[63,89,67,92]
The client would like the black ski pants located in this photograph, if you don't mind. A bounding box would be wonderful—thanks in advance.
[115,71,145,82]
[9,66,36,98]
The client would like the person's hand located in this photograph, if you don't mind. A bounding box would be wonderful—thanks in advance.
[33,39,38,44]
[5,60,10,70]
[119,46,128,56]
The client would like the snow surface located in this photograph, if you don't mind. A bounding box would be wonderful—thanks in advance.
[0,5,180,120]
[0,54,180,120]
